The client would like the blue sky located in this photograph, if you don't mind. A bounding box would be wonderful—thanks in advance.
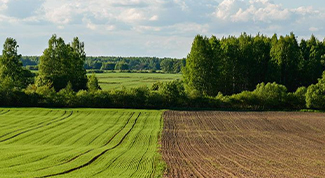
[0,0,324,58]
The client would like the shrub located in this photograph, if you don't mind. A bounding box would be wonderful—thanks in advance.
[306,72,325,109]
[286,87,307,109]
[252,82,288,109]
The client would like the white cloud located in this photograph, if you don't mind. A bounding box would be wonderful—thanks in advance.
[216,0,247,20]
[149,15,158,21]
[215,0,293,22]
[309,27,319,32]
[0,0,324,58]
[118,8,146,22]
[0,0,8,11]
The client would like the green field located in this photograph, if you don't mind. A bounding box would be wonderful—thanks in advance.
[0,108,164,178]
[94,72,181,90]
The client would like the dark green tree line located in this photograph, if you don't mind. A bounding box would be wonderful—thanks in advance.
[184,33,325,96]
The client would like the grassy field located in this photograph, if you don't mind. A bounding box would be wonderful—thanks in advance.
[94,72,181,90]
[0,108,165,178]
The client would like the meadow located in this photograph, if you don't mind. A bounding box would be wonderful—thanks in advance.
[0,108,164,178]
[93,72,181,90]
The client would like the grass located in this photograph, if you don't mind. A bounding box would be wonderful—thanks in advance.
[0,108,165,178]
[93,72,181,90]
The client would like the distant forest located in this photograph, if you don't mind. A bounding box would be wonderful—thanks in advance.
[2,33,325,110]
[21,56,186,73]
[183,32,325,95]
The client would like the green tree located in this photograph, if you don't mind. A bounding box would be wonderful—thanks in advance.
[37,35,88,91]
[101,62,116,70]
[251,34,271,87]
[87,73,101,92]
[270,33,302,91]
[160,59,174,73]
[300,35,325,86]
[70,37,88,90]
[183,35,219,96]
[0,38,32,88]
[220,36,240,94]
[115,61,129,70]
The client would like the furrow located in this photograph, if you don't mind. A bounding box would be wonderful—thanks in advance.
[37,113,141,178]
[0,111,72,143]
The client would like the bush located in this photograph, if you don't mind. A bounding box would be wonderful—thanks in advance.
[286,87,307,109]
[252,82,288,109]
[230,91,259,109]
[158,80,186,107]
[306,72,325,109]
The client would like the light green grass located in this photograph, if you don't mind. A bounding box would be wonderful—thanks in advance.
[93,72,181,90]
[0,108,165,178]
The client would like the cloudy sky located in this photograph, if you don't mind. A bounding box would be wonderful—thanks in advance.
[0,0,324,58]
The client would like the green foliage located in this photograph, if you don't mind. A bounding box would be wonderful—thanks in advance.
[158,80,186,106]
[285,87,307,109]
[70,37,88,91]
[20,56,39,66]
[270,33,302,90]
[0,38,33,88]
[37,35,87,91]
[253,82,287,108]
[160,58,185,73]
[183,35,219,96]
[184,33,325,96]
[306,72,325,109]
[87,73,101,92]
[2,33,325,110]
[0,76,16,104]
[100,62,116,70]
[114,61,129,70]
[228,82,289,109]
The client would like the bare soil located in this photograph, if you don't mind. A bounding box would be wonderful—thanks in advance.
[162,111,325,178]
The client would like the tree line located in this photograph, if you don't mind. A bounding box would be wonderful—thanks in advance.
[184,33,325,96]
[2,33,325,110]
[21,55,185,73]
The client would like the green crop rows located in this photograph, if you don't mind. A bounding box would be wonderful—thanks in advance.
[0,108,165,178]
[94,72,181,90]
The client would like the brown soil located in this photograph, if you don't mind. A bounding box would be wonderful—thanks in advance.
[162,111,325,178]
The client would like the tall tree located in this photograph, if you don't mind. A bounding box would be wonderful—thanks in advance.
[183,35,219,96]
[270,33,302,91]
[252,34,271,86]
[220,36,241,94]
[0,38,32,88]
[70,37,88,90]
[302,35,325,86]
[37,35,87,91]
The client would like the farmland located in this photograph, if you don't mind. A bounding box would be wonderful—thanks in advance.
[2,109,325,178]
[162,111,325,178]
[94,72,181,90]
[0,108,164,178]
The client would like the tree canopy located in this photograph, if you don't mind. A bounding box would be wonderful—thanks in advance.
[0,38,32,88]
[184,33,325,96]
[37,35,87,91]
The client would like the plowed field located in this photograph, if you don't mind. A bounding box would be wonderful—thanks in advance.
[162,111,325,178]
[0,108,164,178]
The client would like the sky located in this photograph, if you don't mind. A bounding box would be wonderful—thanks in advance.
[0,0,324,58]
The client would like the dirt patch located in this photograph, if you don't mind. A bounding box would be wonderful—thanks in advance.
[162,111,325,178]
